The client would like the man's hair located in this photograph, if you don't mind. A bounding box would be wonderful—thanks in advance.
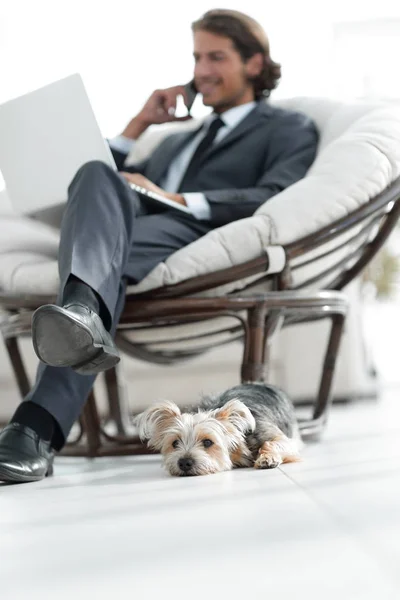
[191,9,281,99]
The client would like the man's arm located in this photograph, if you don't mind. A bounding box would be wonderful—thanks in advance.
[202,114,319,227]
[108,85,192,172]
[108,141,148,174]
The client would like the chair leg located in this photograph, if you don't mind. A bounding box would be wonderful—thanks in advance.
[3,336,31,398]
[261,310,284,381]
[104,366,131,435]
[240,300,346,440]
[241,305,268,382]
[314,313,346,421]
[81,391,102,457]
[299,313,346,439]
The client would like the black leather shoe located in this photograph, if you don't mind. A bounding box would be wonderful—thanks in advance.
[0,423,54,483]
[32,303,120,375]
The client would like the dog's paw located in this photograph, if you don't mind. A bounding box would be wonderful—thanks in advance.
[254,453,282,470]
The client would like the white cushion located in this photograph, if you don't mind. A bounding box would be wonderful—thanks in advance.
[0,252,58,296]
[0,215,59,255]
[1,97,399,298]
[0,188,14,216]
[259,101,400,244]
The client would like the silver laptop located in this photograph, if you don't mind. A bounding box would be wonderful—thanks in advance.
[0,73,191,216]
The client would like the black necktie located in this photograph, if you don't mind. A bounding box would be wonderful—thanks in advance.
[178,116,225,192]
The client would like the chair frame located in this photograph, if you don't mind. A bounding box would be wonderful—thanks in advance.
[1,176,400,456]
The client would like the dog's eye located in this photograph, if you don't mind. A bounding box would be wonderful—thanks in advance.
[202,439,214,448]
[172,440,180,449]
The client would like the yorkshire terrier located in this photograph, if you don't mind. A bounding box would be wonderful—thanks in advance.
[135,383,302,477]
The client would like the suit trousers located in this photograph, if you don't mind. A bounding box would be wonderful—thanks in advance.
[24,161,212,449]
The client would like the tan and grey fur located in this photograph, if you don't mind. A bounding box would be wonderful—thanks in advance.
[135,383,302,477]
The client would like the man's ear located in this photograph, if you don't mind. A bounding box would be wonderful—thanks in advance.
[245,52,264,78]
[212,399,255,435]
[134,401,181,450]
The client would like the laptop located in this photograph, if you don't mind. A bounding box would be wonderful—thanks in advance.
[0,73,192,215]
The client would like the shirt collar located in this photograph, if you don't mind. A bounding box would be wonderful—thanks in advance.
[205,101,257,131]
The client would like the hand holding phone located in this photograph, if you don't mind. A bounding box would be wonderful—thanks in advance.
[141,85,196,124]
[122,82,197,139]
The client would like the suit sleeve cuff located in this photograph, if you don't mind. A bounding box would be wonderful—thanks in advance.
[108,135,136,156]
[183,193,212,220]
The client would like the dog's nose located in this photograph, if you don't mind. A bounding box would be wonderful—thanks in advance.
[178,457,194,472]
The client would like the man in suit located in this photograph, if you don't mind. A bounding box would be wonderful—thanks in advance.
[0,9,318,483]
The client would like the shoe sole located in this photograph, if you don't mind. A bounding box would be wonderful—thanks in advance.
[0,462,53,484]
[32,305,120,375]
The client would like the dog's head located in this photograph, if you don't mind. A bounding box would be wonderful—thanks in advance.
[135,399,255,476]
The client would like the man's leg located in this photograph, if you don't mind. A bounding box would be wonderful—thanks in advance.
[0,165,212,481]
[31,161,147,375]
[0,282,126,482]
[58,161,143,323]
[0,162,146,481]
[11,158,148,441]
[20,210,211,451]
[124,211,213,284]
[18,278,128,451]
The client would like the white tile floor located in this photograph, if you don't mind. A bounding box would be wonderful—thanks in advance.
[1,386,400,600]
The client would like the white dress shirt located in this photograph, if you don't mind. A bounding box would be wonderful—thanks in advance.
[109,101,257,220]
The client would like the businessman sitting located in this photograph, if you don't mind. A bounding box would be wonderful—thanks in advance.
[0,8,318,484]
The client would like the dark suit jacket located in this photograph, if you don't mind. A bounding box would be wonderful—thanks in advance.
[111,101,318,228]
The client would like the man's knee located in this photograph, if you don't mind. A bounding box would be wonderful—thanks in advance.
[77,159,113,176]
[68,160,115,190]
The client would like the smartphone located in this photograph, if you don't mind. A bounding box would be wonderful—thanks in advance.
[183,80,198,114]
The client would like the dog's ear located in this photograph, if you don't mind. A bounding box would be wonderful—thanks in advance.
[134,401,181,450]
[212,399,256,435]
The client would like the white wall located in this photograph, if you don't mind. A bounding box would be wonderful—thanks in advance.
[2,1,400,202]
[2,0,400,141]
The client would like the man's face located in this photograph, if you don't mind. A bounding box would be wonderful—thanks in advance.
[193,30,261,113]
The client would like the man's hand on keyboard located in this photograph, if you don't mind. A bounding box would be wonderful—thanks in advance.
[120,173,187,206]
